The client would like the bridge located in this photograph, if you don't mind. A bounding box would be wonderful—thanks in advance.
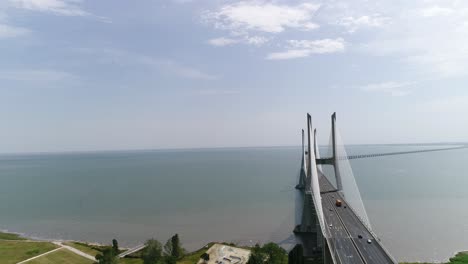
[290,113,466,264]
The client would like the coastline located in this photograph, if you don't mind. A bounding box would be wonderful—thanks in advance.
[2,230,468,264]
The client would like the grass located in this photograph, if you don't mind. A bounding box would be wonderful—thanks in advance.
[0,240,58,264]
[27,248,94,264]
[176,243,214,264]
[447,252,468,264]
[0,231,26,240]
[64,241,102,257]
[120,258,144,264]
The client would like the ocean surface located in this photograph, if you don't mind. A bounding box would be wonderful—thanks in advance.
[1,145,467,262]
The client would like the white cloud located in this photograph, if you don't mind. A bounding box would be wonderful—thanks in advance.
[0,23,30,38]
[355,1,468,77]
[0,69,75,81]
[266,49,311,60]
[9,0,90,16]
[359,81,414,96]
[208,37,239,47]
[420,6,454,17]
[337,14,389,33]
[288,38,346,53]
[87,48,219,81]
[267,38,345,60]
[204,1,320,34]
[246,36,268,46]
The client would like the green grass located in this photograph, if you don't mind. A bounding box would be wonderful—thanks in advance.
[64,241,102,257]
[0,240,58,264]
[27,248,94,264]
[177,243,214,264]
[0,231,26,240]
[120,258,144,264]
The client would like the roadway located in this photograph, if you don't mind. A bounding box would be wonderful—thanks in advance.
[318,172,396,264]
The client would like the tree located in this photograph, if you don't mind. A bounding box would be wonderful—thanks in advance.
[201,253,210,262]
[170,234,182,258]
[142,239,163,264]
[164,234,184,259]
[112,239,119,255]
[261,243,287,264]
[247,243,287,264]
[95,247,119,264]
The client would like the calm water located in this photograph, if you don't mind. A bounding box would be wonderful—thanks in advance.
[1,146,467,262]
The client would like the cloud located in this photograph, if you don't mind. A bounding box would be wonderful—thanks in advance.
[337,14,389,33]
[420,6,454,17]
[0,69,75,81]
[203,1,320,34]
[84,48,219,81]
[208,37,239,47]
[208,35,269,47]
[359,81,414,96]
[266,38,345,60]
[266,49,312,60]
[0,23,30,38]
[9,0,90,16]
[355,1,468,77]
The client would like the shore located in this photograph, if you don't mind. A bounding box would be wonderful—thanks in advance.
[2,231,468,264]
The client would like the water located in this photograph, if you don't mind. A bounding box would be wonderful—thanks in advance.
[0,145,467,262]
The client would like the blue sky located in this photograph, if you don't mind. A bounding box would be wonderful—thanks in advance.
[1,0,468,153]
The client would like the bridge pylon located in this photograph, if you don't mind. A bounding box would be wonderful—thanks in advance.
[293,114,325,262]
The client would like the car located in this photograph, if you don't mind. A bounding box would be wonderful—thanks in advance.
[344,206,347,208]
[367,239,372,244]
[358,235,363,239]
[329,223,333,227]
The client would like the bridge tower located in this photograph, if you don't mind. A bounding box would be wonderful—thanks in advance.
[293,115,324,263]
[315,112,343,193]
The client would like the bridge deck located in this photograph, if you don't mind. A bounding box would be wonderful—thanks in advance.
[319,172,396,264]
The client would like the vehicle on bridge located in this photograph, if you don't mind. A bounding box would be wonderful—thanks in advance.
[335,199,342,207]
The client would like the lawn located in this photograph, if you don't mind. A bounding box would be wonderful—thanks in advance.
[120,258,144,264]
[27,248,94,264]
[64,241,102,257]
[0,240,58,264]
[447,252,468,264]
[177,243,213,264]
[0,231,26,240]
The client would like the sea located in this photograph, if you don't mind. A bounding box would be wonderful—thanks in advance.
[0,145,467,262]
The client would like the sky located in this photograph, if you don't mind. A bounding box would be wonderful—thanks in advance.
[1,0,468,153]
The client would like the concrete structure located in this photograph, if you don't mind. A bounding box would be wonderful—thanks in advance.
[198,244,251,264]
[291,113,397,264]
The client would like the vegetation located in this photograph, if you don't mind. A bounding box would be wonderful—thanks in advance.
[95,239,121,264]
[166,234,184,258]
[120,259,143,264]
[0,240,58,264]
[0,231,26,240]
[28,248,94,264]
[176,243,213,264]
[141,239,163,264]
[247,243,288,264]
[64,242,102,256]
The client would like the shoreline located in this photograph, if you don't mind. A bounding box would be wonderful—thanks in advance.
[2,230,468,263]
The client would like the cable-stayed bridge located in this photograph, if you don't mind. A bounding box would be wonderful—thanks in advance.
[290,113,466,264]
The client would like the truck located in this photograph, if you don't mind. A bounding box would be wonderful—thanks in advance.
[335,199,342,207]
